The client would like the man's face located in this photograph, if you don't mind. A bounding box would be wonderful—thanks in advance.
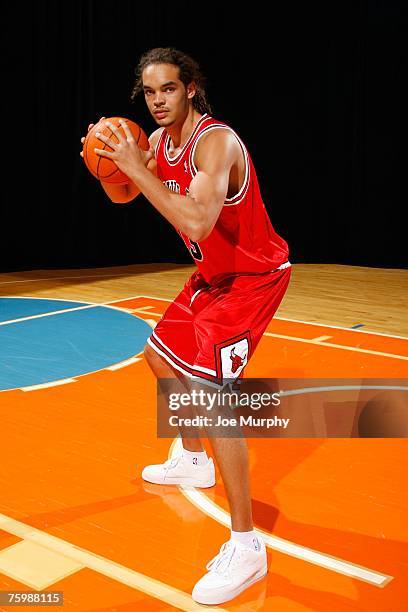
[142,63,193,127]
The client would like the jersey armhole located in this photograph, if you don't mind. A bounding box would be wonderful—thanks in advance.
[151,128,166,159]
[188,125,250,206]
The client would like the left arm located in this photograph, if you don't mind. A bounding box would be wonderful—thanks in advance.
[94,120,239,241]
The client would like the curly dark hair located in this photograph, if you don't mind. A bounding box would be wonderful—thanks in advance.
[131,47,212,115]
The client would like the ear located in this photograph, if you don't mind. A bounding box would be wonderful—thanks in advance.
[187,81,196,100]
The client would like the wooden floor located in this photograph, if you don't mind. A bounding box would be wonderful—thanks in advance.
[0,263,407,612]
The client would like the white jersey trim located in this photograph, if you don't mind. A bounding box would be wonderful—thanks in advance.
[147,337,228,388]
[151,330,217,375]
[163,113,209,165]
[189,288,203,306]
[276,261,291,270]
[189,124,250,206]
[154,128,166,159]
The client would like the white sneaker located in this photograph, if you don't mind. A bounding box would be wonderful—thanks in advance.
[141,454,215,488]
[192,538,267,605]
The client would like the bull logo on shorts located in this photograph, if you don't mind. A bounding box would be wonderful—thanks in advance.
[230,347,247,373]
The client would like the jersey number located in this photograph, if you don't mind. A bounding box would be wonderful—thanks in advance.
[189,239,203,261]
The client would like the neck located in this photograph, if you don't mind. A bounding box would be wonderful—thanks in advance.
[167,106,204,149]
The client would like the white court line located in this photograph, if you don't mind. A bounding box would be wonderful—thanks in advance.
[132,306,163,317]
[1,353,144,393]
[144,319,158,329]
[0,299,140,327]
[264,332,408,361]
[134,295,408,341]
[0,296,163,327]
[0,514,222,611]
[0,304,100,326]
[279,385,408,397]
[168,439,393,588]
[276,315,408,341]
[107,357,142,371]
[22,379,77,392]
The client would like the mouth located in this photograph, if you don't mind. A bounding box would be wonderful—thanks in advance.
[154,110,169,118]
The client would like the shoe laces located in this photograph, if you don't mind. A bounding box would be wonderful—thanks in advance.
[163,456,181,472]
[206,541,236,575]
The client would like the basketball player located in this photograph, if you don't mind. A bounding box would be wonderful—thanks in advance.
[81,48,290,605]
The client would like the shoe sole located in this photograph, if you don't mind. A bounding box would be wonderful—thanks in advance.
[142,474,216,488]
[192,567,268,605]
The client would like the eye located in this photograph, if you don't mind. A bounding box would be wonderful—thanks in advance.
[165,87,175,92]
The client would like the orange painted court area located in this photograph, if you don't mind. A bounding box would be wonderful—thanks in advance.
[0,296,407,611]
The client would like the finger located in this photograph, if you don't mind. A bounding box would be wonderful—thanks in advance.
[88,123,94,132]
[119,119,135,143]
[95,131,116,149]
[80,151,83,157]
[81,137,85,144]
[94,147,114,158]
[105,120,125,144]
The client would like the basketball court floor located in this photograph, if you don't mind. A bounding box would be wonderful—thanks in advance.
[0,263,407,611]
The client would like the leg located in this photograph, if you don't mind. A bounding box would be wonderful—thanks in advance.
[144,343,204,453]
[145,348,253,525]
[190,271,293,603]
[207,436,253,531]
[192,424,266,605]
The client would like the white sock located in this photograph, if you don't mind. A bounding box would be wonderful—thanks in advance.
[182,447,208,466]
[231,529,261,551]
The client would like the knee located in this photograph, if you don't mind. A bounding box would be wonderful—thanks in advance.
[144,343,170,376]
[144,343,159,367]
[144,343,185,382]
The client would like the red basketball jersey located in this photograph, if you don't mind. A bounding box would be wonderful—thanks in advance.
[155,114,289,285]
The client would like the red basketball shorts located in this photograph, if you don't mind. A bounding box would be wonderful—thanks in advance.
[147,262,291,387]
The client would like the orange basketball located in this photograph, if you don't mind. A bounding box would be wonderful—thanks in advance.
[82,117,149,184]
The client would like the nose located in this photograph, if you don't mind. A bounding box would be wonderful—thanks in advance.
[153,92,165,107]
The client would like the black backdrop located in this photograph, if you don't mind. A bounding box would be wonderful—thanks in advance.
[1,1,405,271]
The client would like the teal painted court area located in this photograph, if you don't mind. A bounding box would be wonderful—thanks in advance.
[0,298,152,391]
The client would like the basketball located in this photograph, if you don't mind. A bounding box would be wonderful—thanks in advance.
[82,116,149,184]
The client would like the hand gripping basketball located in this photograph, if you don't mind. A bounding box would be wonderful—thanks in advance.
[81,117,150,184]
